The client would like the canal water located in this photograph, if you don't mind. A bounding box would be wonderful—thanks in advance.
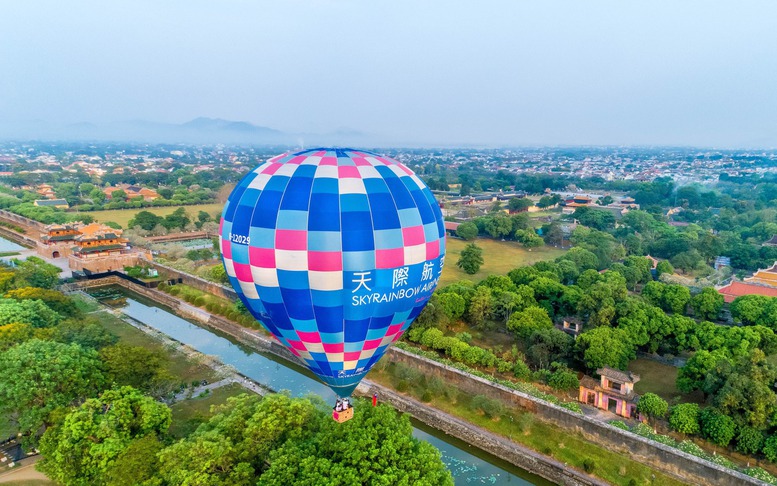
[0,237,24,253]
[92,287,552,485]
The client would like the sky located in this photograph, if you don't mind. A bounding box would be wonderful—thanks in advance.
[1,1,776,147]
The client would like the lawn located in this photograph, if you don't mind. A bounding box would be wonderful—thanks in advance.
[441,238,566,286]
[628,358,704,404]
[168,383,247,438]
[93,311,220,384]
[83,203,224,229]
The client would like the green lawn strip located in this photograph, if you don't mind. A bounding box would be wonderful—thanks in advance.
[441,238,566,286]
[83,203,224,229]
[92,311,219,384]
[369,364,688,486]
[168,383,246,439]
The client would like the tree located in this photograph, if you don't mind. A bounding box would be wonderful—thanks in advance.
[508,197,532,213]
[0,339,104,441]
[163,207,191,231]
[128,210,163,231]
[456,221,478,241]
[258,400,453,486]
[467,286,493,326]
[0,298,61,328]
[54,317,118,349]
[576,327,635,371]
[507,306,553,340]
[676,350,731,394]
[38,387,171,486]
[662,284,691,314]
[0,323,34,351]
[104,434,164,486]
[669,403,700,435]
[537,194,561,208]
[706,349,777,429]
[699,407,737,447]
[526,328,574,369]
[436,292,466,322]
[655,260,674,277]
[5,287,78,316]
[457,243,484,275]
[557,247,599,272]
[636,393,668,424]
[13,257,62,289]
[100,344,173,394]
[515,230,544,248]
[690,288,724,321]
[483,213,513,239]
[730,295,771,326]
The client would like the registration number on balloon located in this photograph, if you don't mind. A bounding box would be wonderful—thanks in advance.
[229,233,251,245]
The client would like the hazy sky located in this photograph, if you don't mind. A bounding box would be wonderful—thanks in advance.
[1,1,776,147]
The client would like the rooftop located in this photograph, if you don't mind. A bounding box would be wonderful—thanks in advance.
[596,367,640,384]
[717,281,777,303]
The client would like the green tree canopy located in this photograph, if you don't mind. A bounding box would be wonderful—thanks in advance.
[669,403,700,435]
[457,243,484,275]
[576,327,635,371]
[690,287,724,321]
[455,221,478,241]
[38,387,171,486]
[0,339,104,441]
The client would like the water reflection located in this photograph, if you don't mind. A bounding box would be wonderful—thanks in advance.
[94,288,549,486]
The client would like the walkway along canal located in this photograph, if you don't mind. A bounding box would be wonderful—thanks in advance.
[89,285,556,486]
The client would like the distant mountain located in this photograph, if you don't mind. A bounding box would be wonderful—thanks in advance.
[0,117,381,146]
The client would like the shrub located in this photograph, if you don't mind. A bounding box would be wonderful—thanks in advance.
[609,420,629,430]
[764,435,777,463]
[582,458,596,473]
[736,426,765,455]
[669,403,700,435]
[700,407,737,447]
[547,366,579,391]
[471,395,504,419]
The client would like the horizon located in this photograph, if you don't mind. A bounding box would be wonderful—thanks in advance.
[2,1,776,148]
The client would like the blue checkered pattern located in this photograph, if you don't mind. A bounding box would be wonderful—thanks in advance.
[220,148,446,397]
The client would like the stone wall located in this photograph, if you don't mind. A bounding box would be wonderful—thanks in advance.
[359,381,605,486]
[142,259,238,301]
[76,277,768,486]
[386,348,766,486]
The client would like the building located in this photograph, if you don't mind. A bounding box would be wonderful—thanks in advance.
[717,281,777,303]
[33,199,69,209]
[555,317,583,337]
[103,184,161,202]
[68,223,138,273]
[40,223,82,258]
[744,262,777,287]
[579,367,640,419]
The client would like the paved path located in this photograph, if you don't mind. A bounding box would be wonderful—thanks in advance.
[0,456,50,484]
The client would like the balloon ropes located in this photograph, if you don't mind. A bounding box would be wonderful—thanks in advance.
[219,148,446,421]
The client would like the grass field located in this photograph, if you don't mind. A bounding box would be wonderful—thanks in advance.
[83,203,224,228]
[441,238,566,286]
[628,358,704,404]
[94,311,220,384]
[168,383,246,438]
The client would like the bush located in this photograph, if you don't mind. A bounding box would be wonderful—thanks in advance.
[700,407,737,447]
[736,426,765,455]
[764,435,777,463]
[609,420,629,430]
[547,366,579,391]
[582,458,596,473]
[470,395,504,419]
[669,403,700,435]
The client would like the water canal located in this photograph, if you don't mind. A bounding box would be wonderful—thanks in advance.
[91,287,552,485]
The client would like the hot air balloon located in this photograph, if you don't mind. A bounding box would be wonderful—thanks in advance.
[219,148,446,421]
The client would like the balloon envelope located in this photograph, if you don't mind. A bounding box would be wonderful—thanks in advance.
[219,148,446,397]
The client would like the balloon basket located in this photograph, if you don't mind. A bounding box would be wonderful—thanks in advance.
[332,405,354,423]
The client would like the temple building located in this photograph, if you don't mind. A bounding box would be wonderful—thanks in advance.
[39,222,141,273]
